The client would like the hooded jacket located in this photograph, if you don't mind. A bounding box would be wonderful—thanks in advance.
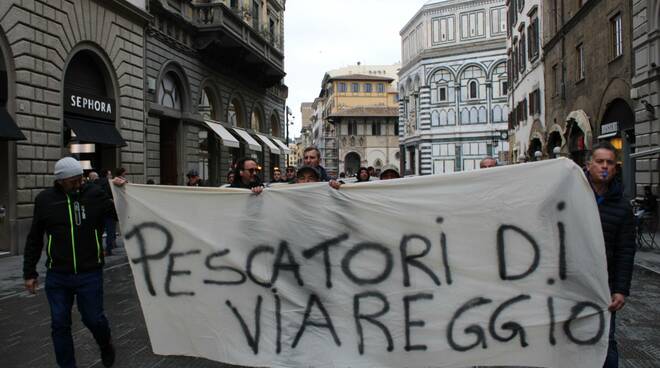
[23,182,117,279]
[589,174,636,296]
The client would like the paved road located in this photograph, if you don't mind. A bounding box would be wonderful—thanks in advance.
[1,248,659,368]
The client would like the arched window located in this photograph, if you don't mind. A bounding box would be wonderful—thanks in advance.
[198,87,218,120]
[478,106,487,123]
[492,105,503,123]
[250,108,262,132]
[228,98,244,127]
[469,81,478,99]
[460,65,486,101]
[469,108,479,124]
[491,62,508,98]
[447,109,455,125]
[439,110,448,125]
[461,108,470,124]
[429,68,454,103]
[271,114,280,137]
[158,72,182,110]
[431,110,440,126]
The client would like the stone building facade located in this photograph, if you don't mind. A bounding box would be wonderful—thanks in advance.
[310,64,399,176]
[542,0,635,196]
[399,0,509,175]
[0,0,288,255]
[507,0,546,162]
[631,0,660,195]
[0,0,149,255]
[145,0,288,186]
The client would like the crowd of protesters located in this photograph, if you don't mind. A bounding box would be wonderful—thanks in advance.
[21,143,638,368]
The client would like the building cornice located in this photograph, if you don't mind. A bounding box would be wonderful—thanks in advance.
[400,38,506,75]
[401,0,505,35]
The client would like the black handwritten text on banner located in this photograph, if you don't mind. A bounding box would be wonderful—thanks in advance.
[112,158,610,368]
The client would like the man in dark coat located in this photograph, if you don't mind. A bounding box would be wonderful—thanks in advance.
[23,157,127,367]
[586,142,636,368]
[302,146,341,189]
[230,157,264,194]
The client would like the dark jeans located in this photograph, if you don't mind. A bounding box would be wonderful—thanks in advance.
[104,217,116,253]
[45,270,111,368]
[604,313,618,368]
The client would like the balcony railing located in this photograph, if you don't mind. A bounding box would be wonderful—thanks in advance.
[189,2,284,87]
[192,2,284,52]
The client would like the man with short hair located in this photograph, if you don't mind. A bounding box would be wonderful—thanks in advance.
[302,146,331,181]
[230,157,264,194]
[284,166,297,183]
[23,157,126,368]
[271,167,284,183]
[303,146,341,189]
[479,157,497,169]
[586,142,635,368]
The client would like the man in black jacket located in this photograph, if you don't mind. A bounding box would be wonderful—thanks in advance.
[23,157,126,368]
[586,142,636,368]
[230,157,264,194]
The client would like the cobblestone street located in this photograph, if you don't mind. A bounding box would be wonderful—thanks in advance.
[1,246,659,367]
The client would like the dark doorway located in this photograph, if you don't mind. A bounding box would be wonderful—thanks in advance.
[344,152,361,176]
[567,122,587,168]
[528,138,543,161]
[160,119,179,185]
[547,131,562,157]
[601,99,635,197]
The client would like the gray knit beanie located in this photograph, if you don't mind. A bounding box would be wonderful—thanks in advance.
[54,157,83,180]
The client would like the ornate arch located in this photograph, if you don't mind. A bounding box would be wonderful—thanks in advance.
[426,66,456,85]
[197,78,222,121]
[487,59,508,80]
[456,62,487,79]
[226,90,247,128]
[62,42,120,108]
[248,101,265,132]
[270,110,281,137]
[155,60,192,112]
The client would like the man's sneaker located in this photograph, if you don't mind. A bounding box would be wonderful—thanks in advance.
[101,341,115,367]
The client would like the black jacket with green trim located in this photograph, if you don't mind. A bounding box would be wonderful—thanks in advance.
[23,182,117,279]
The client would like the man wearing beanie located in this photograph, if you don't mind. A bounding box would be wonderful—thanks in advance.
[23,156,126,368]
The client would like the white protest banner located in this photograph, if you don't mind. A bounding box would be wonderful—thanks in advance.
[112,158,611,368]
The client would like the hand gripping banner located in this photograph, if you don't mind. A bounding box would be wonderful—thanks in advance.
[112,158,611,368]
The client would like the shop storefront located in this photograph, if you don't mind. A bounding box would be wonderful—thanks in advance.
[0,0,149,254]
[63,50,126,172]
[598,99,636,197]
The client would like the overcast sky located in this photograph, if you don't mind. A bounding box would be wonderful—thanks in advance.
[283,0,429,140]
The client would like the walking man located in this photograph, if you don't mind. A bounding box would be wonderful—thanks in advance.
[586,142,636,368]
[23,157,126,367]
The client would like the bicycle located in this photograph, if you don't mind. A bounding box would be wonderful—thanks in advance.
[632,199,659,250]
